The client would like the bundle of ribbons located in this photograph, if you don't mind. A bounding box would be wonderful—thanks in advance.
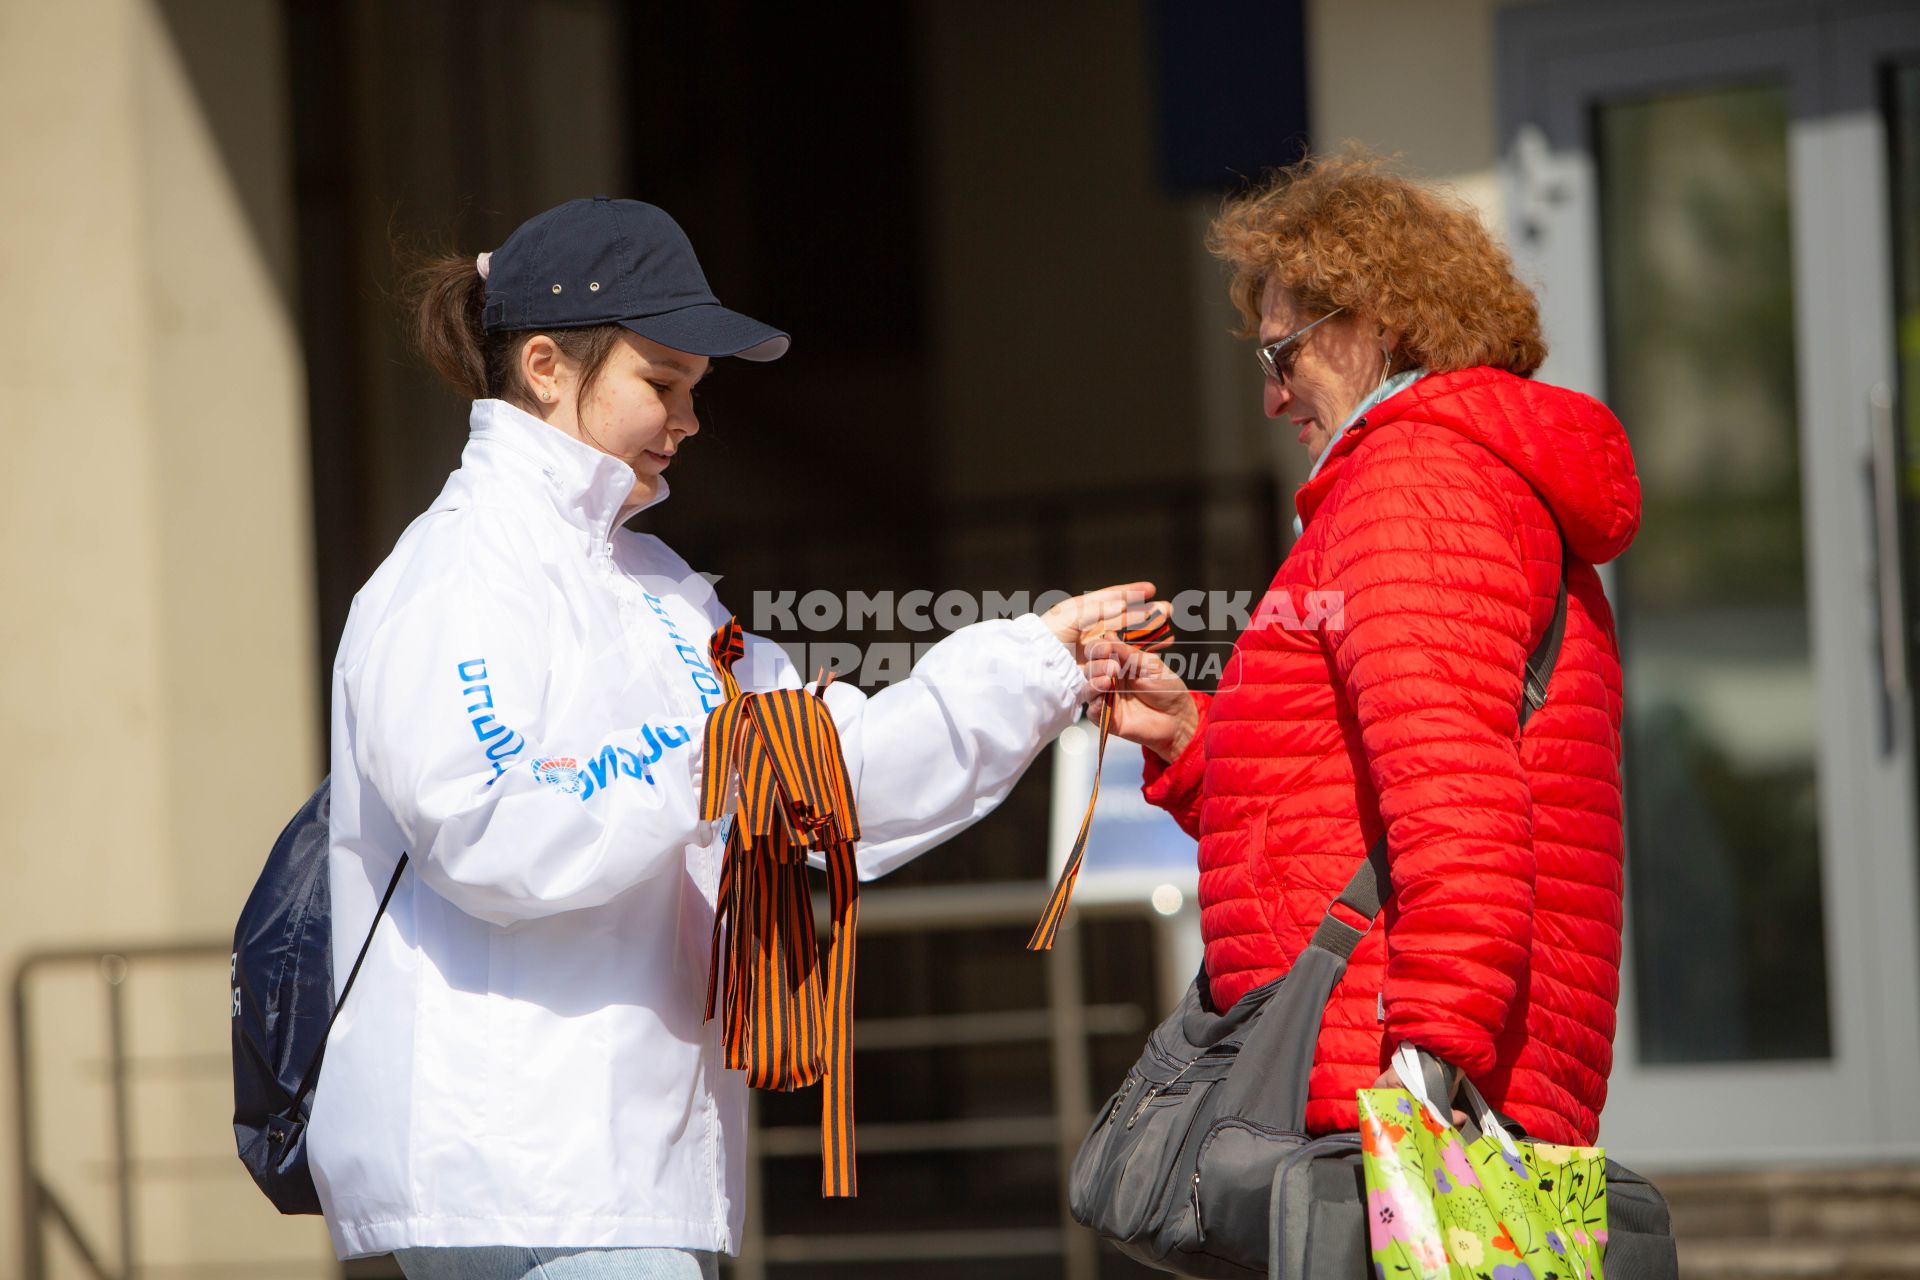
[698,603,1173,1194]
[701,618,861,1196]
[1027,604,1176,951]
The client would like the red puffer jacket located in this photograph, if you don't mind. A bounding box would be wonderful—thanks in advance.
[1144,367,1639,1145]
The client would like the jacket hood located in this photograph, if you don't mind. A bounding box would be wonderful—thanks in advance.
[1298,367,1641,564]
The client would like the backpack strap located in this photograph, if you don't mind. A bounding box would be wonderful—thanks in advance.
[290,851,408,1106]
[1308,548,1571,962]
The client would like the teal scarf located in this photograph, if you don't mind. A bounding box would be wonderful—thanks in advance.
[1293,367,1428,537]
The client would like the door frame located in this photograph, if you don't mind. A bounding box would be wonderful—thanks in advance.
[1498,0,1920,1165]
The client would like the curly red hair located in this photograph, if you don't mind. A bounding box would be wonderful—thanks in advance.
[1208,147,1546,376]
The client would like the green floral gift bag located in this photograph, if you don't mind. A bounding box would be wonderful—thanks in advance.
[1357,1045,1608,1280]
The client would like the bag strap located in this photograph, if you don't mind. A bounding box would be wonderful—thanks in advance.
[1307,548,1570,963]
[289,851,408,1108]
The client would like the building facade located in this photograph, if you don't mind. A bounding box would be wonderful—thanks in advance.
[4,1,1918,1276]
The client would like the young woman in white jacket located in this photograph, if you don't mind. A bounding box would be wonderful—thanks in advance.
[310,197,1149,1280]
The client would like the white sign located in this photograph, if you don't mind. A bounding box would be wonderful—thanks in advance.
[1047,716,1199,911]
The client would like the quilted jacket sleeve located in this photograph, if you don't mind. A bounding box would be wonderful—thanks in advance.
[1141,691,1213,838]
[1321,427,1537,1077]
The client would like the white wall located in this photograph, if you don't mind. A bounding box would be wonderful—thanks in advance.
[1308,0,1518,230]
[0,0,325,1273]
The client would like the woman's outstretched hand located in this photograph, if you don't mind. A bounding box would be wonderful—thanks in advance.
[1038,582,1164,655]
[1037,583,1196,761]
[1083,635,1199,764]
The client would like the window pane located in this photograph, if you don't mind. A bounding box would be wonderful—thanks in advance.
[1597,84,1833,1063]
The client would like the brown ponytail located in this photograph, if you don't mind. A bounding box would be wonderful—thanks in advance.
[406,253,492,399]
[402,251,624,410]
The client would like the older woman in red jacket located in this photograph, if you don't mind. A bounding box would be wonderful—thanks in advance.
[1088,150,1640,1146]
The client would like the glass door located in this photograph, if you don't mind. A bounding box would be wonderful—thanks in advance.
[1500,0,1920,1164]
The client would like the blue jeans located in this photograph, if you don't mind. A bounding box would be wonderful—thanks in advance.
[393,1246,718,1279]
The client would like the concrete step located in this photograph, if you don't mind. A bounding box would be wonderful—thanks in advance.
[1677,1238,1920,1279]
[1658,1166,1920,1242]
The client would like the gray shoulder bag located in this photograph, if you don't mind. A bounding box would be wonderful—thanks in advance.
[1065,560,1679,1278]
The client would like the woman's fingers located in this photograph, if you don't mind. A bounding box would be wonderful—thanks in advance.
[1042,582,1159,650]
[1086,637,1166,677]
[1082,656,1146,693]
[1075,581,1156,618]
[1082,638,1186,696]
[1082,640,1141,683]
[1080,592,1169,639]
[1057,583,1148,623]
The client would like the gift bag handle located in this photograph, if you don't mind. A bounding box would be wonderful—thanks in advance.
[1390,1042,1525,1162]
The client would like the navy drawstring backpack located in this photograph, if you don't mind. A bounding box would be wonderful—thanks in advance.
[230,777,406,1214]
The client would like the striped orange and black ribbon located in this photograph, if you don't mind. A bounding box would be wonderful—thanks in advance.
[701,618,862,1197]
[1027,606,1176,951]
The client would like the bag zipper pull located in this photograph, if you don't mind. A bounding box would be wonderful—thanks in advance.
[1190,1170,1205,1241]
[1127,1051,1200,1127]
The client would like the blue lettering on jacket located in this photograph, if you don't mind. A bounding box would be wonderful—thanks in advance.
[642,723,691,763]
[587,745,620,793]
[460,659,693,800]
[641,591,728,712]
[458,659,525,783]
[571,725,691,801]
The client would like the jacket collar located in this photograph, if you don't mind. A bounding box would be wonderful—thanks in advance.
[1291,368,1428,537]
[461,398,669,546]
[1294,375,1436,531]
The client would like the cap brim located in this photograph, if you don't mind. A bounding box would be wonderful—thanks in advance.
[618,304,790,362]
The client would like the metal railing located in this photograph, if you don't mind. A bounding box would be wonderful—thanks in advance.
[13,887,1190,1280]
[731,883,1193,1280]
[13,940,254,1280]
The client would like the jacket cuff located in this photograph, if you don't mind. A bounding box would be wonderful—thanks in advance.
[1384,1017,1498,1079]
[1141,691,1210,808]
[1012,612,1093,713]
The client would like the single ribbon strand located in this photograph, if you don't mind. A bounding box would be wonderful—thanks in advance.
[1028,607,1175,951]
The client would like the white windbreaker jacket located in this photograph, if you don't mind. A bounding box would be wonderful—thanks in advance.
[312,398,1090,1259]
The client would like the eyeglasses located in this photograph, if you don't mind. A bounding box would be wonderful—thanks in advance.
[1256,307,1345,384]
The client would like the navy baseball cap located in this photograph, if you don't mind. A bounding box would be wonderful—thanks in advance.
[481,196,789,361]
